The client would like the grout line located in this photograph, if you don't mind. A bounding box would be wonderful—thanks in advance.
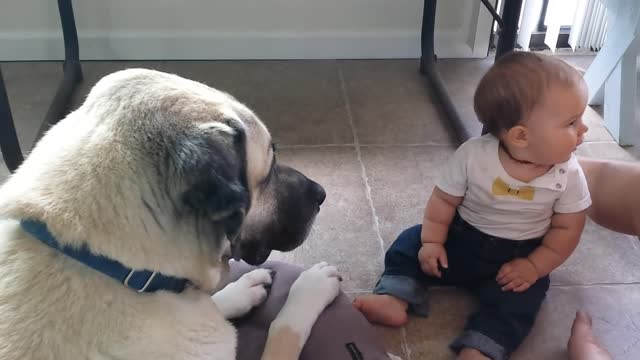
[278,143,356,149]
[630,234,640,252]
[278,140,635,149]
[278,142,455,149]
[347,282,640,292]
[344,288,382,294]
[337,65,386,260]
[422,282,640,290]
[401,326,412,360]
[360,142,455,148]
[343,290,363,294]
[582,140,619,144]
[550,282,640,288]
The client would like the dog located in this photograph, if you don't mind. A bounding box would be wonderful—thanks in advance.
[0,69,341,359]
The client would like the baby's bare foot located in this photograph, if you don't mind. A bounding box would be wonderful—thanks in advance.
[457,348,490,360]
[352,294,408,327]
[567,311,612,360]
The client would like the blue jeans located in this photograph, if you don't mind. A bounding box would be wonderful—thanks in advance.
[374,213,550,360]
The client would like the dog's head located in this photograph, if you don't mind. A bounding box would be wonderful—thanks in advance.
[0,69,325,290]
[173,91,327,267]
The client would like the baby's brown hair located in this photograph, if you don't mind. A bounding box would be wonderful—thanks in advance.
[474,51,585,136]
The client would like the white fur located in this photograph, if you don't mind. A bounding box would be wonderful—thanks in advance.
[0,69,340,360]
[212,268,273,319]
[268,262,341,348]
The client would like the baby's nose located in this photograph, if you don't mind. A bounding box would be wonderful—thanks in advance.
[581,122,589,134]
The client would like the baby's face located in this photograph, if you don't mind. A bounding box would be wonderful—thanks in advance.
[523,82,589,165]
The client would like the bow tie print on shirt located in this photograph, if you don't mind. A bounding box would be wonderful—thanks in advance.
[491,177,535,201]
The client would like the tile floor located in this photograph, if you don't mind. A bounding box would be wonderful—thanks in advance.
[2,53,640,359]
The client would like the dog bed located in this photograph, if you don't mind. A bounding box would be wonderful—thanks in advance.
[225,261,398,360]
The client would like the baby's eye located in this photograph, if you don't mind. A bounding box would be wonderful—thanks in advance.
[568,120,577,127]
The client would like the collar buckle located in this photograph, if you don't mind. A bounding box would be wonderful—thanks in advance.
[124,269,158,293]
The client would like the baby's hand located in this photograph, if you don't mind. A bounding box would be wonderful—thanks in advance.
[496,258,539,292]
[418,243,448,278]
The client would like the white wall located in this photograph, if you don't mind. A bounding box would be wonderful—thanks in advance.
[0,0,492,61]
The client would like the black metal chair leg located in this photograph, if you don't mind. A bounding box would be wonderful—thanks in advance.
[495,0,524,59]
[0,0,83,173]
[420,0,472,144]
[38,0,83,137]
[0,68,24,173]
[421,0,523,141]
[480,0,504,28]
[480,0,524,135]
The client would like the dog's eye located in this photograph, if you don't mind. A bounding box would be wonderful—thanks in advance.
[271,143,277,153]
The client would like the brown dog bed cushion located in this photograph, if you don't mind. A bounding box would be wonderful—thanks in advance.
[225,260,397,360]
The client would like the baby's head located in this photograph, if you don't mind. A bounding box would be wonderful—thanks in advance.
[474,51,589,165]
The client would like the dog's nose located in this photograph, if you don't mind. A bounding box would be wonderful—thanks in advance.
[313,183,326,205]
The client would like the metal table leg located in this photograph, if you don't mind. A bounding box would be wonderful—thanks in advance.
[420,0,471,144]
[0,0,82,173]
[39,0,83,137]
[421,0,523,143]
[495,0,524,59]
[0,68,23,172]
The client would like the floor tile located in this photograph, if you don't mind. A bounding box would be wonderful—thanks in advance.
[2,61,61,151]
[359,144,456,248]
[345,291,410,359]
[553,219,640,285]
[576,141,640,161]
[267,146,384,291]
[436,57,493,138]
[513,284,640,360]
[401,284,640,360]
[583,106,615,142]
[340,60,454,145]
[161,60,354,146]
[554,54,596,73]
[375,324,409,359]
[404,287,477,360]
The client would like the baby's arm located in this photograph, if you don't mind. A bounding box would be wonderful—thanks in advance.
[524,155,590,280]
[497,211,586,292]
[527,210,587,277]
[420,186,463,244]
[418,187,463,278]
[422,138,468,277]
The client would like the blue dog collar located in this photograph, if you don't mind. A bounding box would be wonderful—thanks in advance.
[20,219,188,294]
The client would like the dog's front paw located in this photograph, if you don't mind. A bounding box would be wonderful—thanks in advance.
[288,262,341,315]
[269,262,341,348]
[212,268,273,319]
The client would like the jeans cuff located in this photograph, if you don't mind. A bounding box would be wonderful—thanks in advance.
[450,330,506,360]
[373,274,429,316]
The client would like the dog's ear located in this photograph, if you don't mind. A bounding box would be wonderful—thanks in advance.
[175,121,249,238]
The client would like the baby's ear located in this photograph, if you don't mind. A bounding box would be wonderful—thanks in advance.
[505,125,529,147]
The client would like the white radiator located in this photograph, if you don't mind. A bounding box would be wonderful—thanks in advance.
[516,0,608,52]
[569,0,608,51]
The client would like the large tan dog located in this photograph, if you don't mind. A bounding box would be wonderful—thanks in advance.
[0,69,340,359]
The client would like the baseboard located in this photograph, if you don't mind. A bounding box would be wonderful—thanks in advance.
[0,30,484,61]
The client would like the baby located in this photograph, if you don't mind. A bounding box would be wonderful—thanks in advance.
[354,52,591,360]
